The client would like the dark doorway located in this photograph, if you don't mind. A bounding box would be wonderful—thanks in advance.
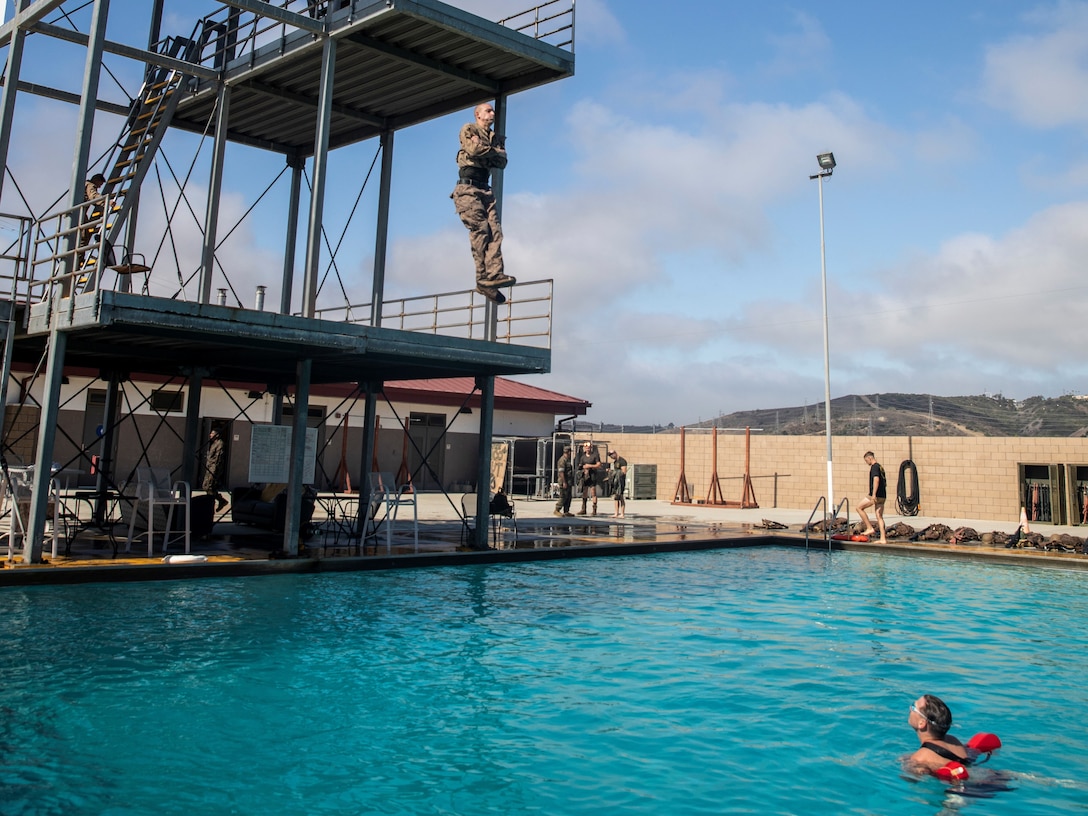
[408,412,446,490]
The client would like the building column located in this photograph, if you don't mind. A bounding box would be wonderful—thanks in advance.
[182,371,204,486]
[284,358,312,556]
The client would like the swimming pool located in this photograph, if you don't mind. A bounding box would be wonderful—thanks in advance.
[2,547,1086,815]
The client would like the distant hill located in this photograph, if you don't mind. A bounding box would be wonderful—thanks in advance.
[574,394,1088,437]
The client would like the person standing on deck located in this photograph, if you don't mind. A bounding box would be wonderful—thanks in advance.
[857,450,887,543]
[555,444,574,517]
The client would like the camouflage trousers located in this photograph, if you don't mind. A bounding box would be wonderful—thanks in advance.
[452,183,504,284]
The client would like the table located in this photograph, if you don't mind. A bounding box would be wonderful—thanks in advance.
[56,489,125,556]
[313,492,362,555]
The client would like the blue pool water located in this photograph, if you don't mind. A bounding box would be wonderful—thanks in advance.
[2,548,1087,815]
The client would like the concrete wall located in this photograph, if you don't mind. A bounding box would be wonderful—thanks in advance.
[601,431,1088,525]
[13,399,1088,523]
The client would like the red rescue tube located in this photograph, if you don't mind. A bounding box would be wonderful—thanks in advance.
[831,533,870,542]
[935,762,969,782]
[933,733,1002,782]
[967,733,1001,754]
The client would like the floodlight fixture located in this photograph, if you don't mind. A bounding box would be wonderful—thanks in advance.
[817,152,836,171]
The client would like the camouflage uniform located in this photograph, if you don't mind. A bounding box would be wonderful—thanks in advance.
[452,121,508,286]
[555,447,573,515]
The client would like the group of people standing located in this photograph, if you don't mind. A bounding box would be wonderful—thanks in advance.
[554,442,627,518]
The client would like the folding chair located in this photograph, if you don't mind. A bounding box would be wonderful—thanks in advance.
[125,467,191,557]
[368,472,418,553]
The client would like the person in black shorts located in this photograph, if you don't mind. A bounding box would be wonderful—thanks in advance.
[857,450,887,543]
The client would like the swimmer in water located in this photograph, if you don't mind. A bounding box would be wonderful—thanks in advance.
[906,694,968,774]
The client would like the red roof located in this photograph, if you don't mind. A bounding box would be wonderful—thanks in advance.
[31,365,591,417]
[375,377,591,416]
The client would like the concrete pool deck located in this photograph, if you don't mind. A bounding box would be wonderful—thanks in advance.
[3,493,1087,586]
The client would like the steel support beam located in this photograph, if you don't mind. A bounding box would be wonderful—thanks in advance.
[24,327,67,563]
[284,357,312,556]
[92,372,120,526]
[344,31,500,94]
[301,35,336,318]
[64,0,110,281]
[0,0,30,201]
[29,22,219,81]
[8,80,142,118]
[216,0,324,35]
[473,375,495,550]
[0,0,67,49]
[248,79,384,128]
[370,129,393,326]
[280,155,304,314]
[200,82,232,304]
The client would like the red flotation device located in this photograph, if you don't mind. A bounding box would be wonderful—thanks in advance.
[934,733,1002,782]
[831,533,870,542]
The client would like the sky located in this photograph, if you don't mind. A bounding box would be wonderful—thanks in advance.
[4,0,1088,426]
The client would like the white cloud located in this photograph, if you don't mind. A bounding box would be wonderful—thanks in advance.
[736,202,1088,401]
[982,2,1088,128]
[763,10,832,78]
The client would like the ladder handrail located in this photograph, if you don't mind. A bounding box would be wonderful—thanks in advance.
[804,496,830,551]
[804,496,852,551]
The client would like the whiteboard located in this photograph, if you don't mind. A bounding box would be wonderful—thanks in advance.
[248,424,318,484]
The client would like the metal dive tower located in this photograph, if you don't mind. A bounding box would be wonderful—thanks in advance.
[0,0,575,561]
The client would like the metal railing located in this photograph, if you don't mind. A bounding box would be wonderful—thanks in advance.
[0,213,34,303]
[498,0,576,50]
[311,278,553,348]
[170,0,575,76]
[8,196,552,350]
[804,496,850,551]
[25,193,124,307]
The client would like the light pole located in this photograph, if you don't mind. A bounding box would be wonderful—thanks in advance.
[810,151,836,516]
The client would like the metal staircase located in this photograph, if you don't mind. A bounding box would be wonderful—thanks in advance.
[100,58,190,247]
[28,39,194,297]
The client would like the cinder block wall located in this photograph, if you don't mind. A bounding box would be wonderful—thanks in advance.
[603,432,1088,524]
[3,405,40,466]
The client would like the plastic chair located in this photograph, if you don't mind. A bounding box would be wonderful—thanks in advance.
[460,492,517,549]
[368,472,418,553]
[460,492,477,547]
[488,491,517,548]
[124,466,190,557]
[109,247,152,293]
[1,466,60,559]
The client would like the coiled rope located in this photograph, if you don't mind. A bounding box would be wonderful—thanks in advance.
[896,459,920,516]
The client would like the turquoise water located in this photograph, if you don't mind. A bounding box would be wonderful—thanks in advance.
[2,548,1087,815]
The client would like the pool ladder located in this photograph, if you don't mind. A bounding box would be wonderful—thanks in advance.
[805,497,850,551]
